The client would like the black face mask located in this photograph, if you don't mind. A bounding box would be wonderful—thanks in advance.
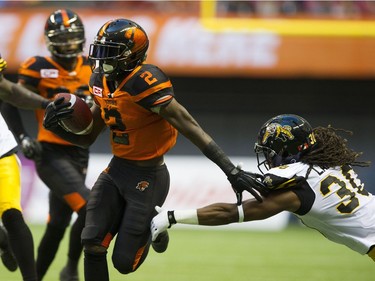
[271,152,303,167]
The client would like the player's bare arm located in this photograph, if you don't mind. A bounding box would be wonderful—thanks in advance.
[150,189,300,240]
[0,79,48,109]
[158,97,267,203]
[0,58,48,109]
[158,98,213,149]
[196,190,300,225]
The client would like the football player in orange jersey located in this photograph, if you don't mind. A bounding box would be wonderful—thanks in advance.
[3,9,92,281]
[0,56,49,281]
[43,18,265,281]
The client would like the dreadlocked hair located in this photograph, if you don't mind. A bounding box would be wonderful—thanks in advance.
[301,126,370,168]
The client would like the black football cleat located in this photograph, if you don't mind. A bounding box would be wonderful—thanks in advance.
[0,225,18,272]
[151,230,169,253]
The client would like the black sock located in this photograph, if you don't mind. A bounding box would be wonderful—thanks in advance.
[84,250,109,281]
[2,209,37,281]
[66,207,86,271]
[36,223,65,280]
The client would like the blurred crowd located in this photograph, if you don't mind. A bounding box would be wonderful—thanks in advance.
[2,1,375,19]
[218,1,375,19]
[0,0,200,13]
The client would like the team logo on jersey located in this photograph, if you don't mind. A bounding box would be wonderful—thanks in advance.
[263,176,273,187]
[40,69,58,78]
[93,86,103,97]
[136,181,150,192]
[262,124,294,144]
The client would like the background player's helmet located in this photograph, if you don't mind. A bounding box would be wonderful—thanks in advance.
[88,18,149,80]
[45,9,85,58]
[254,114,315,172]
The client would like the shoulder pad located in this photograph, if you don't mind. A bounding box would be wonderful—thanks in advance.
[264,162,307,190]
[20,56,54,72]
[122,64,171,97]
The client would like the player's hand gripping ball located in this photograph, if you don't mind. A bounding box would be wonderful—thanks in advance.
[55,93,93,135]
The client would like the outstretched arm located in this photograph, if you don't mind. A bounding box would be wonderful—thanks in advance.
[150,190,300,241]
[0,79,49,109]
[159,98,267,203]
[0,57,48,109]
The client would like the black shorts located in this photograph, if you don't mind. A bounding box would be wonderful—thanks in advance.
[82,155,170,250]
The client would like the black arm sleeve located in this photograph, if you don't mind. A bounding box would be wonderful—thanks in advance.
[202,140,236,176]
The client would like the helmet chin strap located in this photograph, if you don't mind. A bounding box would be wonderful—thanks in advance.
[272,152,302,167]
[104,73,117,81]
[103,58,143,82]
[105,70,130,84]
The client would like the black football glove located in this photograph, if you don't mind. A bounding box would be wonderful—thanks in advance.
[43,97,73,129]
[19,134,42,160]
[228,168,268,204]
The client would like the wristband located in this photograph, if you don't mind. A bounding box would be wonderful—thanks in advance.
[167,211,176,227]
[237,204,244,223]
[173,209,199,225]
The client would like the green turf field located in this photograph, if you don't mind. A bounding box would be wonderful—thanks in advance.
[1,224,374,281]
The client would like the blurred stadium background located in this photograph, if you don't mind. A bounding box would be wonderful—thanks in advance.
[1,1,375,279]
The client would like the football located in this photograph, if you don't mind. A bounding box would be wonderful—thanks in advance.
[55,93,93,135]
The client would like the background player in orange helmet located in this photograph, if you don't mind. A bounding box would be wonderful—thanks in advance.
[0,55,49,280]
[3,9,92,281]
[151,114,375,264]
[43,18,265,281]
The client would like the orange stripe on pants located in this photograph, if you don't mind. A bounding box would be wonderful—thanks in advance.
[63,192,86,212]
[132,244,147,271]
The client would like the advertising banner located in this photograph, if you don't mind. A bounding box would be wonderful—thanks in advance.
[1,8,375,78]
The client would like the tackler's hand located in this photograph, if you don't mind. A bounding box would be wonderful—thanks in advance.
[227,167,267,204]
[150,206,175,242]
[43,97,73,130]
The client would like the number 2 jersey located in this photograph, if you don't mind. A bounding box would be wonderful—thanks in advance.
[18,55,92,145]
[89,64,178,160]
[263,162,375,255]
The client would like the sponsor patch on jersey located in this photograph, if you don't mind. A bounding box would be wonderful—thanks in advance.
[40,69,59,78]
[93,86,103,97]
[136,181,150,192]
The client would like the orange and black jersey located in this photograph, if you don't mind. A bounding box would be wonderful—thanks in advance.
[89,64,178,160]
[18,55,91,145]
